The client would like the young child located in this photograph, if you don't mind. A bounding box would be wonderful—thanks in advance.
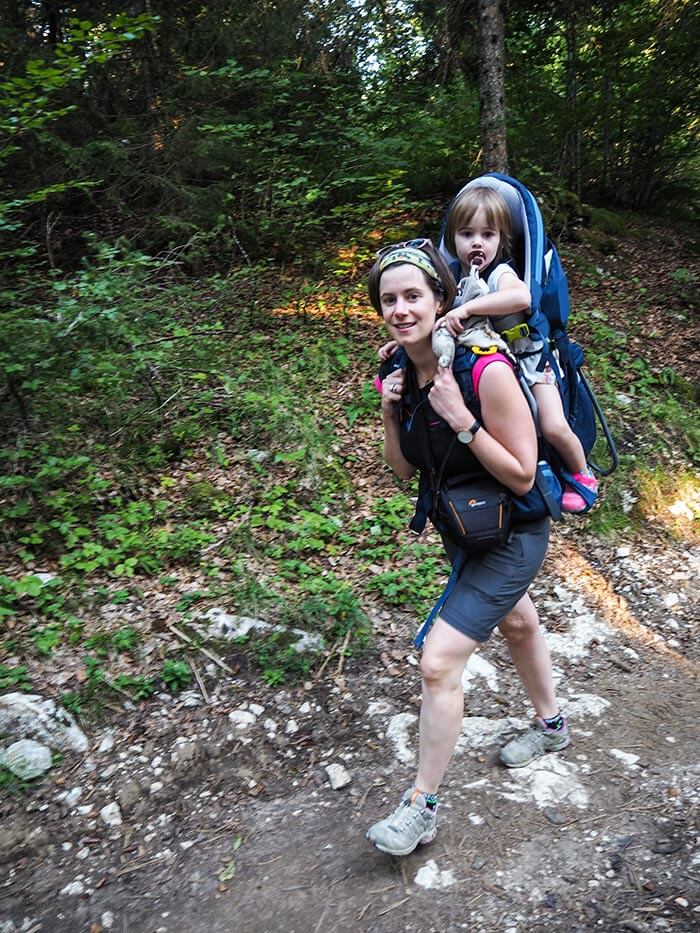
[380,187,597,513]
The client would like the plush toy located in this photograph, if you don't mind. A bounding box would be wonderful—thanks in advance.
[432,264,508,368]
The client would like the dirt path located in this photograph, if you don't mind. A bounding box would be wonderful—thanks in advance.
[2,219,699,932]
[2,527,698,933]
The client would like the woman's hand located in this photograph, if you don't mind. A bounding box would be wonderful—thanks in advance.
[381,368,405,412]
[428,367,474,429]
[378,339,398,361]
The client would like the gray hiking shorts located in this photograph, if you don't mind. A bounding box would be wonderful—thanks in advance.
[439,517,550,643]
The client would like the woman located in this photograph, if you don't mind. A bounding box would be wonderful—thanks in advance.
[366,240,569,857]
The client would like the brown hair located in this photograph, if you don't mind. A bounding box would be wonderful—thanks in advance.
[443,187,513,262]
[367,241,457,315]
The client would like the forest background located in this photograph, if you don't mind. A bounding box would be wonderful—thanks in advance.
[0,0,698,702]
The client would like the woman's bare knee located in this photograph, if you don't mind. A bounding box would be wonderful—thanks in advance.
[420,619,478,688]
[420,651,454,687]
[500,597,539,642]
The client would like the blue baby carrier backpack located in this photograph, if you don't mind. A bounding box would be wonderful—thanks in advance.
[438,173,618,520]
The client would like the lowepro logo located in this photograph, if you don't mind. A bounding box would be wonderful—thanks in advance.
[468,498,486,508]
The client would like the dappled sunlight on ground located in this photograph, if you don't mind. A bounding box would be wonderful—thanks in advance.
[635,470,700,544]
[549,538,698,672]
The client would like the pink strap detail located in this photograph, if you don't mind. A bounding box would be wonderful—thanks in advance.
[374,375,383,394]
[472,352,513,399]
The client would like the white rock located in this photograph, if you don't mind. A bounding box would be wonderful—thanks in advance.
[414,859,456,889]
[325,763,352,790]
[616,546,631,558]
[386,712,418,764]
[249,703,265,716]
[1,739,52,780]
[366,700,393,717]
[64,786,83,808]
[60,880,85,896]
[664,592,681,608]
[461,653,500,692]
[97,732,115,754]
[609,749,640,769]
[0,693,88,753]
[229,709,256,729]
[34,572,56,584]
[99,802,123,827]
[203,608,323,653]
[298,702,311,715]
[179,691,202,708]
[101,912,115,930]
[285,719,299,735]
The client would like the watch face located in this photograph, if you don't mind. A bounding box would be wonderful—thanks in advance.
[457,429,473,444]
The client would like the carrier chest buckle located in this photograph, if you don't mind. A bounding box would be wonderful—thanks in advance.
[502,323,530,343]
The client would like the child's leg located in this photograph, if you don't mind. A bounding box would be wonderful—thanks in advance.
[532,383,587,475]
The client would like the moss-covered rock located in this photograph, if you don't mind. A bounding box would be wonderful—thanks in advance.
[584,205,628,237]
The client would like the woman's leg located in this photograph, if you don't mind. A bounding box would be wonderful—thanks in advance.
[499,593,558,720]
[415,618,479,794]
[532,382,587,474]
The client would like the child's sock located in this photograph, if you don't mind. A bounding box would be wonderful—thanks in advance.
[542,712,565,732]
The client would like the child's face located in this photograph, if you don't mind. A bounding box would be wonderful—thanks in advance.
[453,206,501,272]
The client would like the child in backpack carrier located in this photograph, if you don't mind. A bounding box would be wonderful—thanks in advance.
[379,187,597,513]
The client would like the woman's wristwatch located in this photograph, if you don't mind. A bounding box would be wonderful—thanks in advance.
[456,419,482,445]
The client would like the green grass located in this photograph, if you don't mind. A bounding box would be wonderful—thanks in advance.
[1,229,697,710]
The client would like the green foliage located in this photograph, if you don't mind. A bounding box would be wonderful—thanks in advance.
[366,547,446,614]
[0,663,32,692]
[345,380,381,426]
[0,13,158,231]
[245,629,313,688]
[112,674,156,700]
[0,765,29,795]
[161,659,191,693]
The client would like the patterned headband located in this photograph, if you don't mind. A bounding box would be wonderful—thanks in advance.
[377,247,443,286]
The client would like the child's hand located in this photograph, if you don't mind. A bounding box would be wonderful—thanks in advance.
[378,339,398,361]
[437,306,467,337]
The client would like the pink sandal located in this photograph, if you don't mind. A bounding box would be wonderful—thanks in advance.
[561,472,598,513]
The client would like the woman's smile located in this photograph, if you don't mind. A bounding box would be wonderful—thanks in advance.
[379,265,442,344]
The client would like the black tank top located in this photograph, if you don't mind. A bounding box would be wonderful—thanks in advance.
[399,377,484,482]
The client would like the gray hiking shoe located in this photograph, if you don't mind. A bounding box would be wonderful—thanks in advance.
[366,789,437,856]
[499,717,571,768]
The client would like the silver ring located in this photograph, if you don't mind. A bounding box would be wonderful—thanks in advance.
[390,383,400,393]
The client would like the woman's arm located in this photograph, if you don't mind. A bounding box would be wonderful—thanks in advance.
[428,362,536,495]
[380,369,417,481]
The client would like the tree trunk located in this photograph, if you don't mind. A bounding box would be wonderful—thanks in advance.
[477,0,507,173]
[43,0,62,46]
[561,4,581,196]
[599,0,614,200]
[138,0,163,153]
